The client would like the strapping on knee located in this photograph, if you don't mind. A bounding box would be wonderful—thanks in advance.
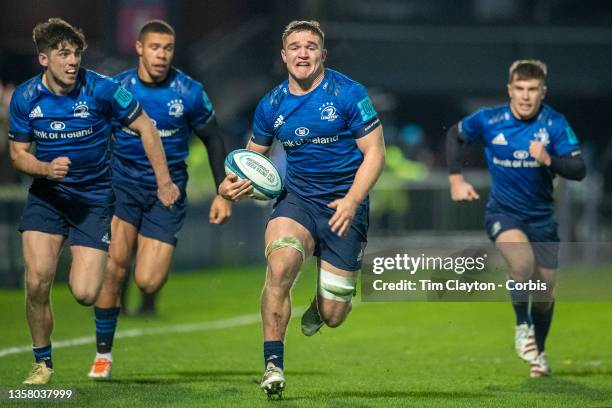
[318,269,356,302]
[265,237,304,262]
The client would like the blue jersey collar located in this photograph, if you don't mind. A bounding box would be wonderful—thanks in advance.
[36,68,86,97]
[285,68,328,97]
[136,67,176,88]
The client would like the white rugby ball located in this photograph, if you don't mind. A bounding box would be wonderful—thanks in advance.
[224,149,283,200]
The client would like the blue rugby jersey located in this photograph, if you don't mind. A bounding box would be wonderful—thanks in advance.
[459,103,580,220]
[8,68,141,202]
[251,69,380,208]
[111,68,214,188]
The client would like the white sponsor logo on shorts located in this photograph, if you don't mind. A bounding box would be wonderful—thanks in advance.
[356,242,367,263]
[491,221,502,237]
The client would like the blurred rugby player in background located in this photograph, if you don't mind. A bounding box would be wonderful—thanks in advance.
[88,20,230,379]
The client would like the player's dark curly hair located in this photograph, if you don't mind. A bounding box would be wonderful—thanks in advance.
[509,60,547,84]
[138,20,175,42]
[32,18,87,53]
[282,20,324,48]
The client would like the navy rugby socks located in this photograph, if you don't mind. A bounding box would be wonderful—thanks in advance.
[33,344,53,368]
[510,288,531,325]
[94,306,120,353]
[263,341,284,369]
[531,301,554,352]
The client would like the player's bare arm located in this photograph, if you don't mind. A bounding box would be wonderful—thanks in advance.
[246,139,271,156]
[328,125,385,237]
[9,141,71,180]
[128,111,180,207]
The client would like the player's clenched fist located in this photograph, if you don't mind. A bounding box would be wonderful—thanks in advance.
[157,181,180,207]
[529,140,551,166]
[46,156,71,180]
[449,175,480,201]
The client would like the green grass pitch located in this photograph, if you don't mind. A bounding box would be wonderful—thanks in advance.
[0,263,610,407]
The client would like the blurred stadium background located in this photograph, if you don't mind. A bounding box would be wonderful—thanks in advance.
[1,0,611,287]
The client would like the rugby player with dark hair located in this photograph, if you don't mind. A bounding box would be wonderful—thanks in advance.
[88,19,230,379]
[9,18,178,384]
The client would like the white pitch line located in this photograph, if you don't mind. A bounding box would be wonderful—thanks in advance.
[0,306,307,359]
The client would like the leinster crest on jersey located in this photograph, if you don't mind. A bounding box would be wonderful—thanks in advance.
[319,102,338,122]
[533,128,550,145]
[72,101,89,118]
[168,99,184,118]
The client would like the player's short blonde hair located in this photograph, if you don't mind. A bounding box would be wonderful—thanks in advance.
[282,20,324,48]
[509,60,547,84]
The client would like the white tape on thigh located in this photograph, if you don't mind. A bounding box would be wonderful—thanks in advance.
[318,268,355,302]
[265,236,304,262]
